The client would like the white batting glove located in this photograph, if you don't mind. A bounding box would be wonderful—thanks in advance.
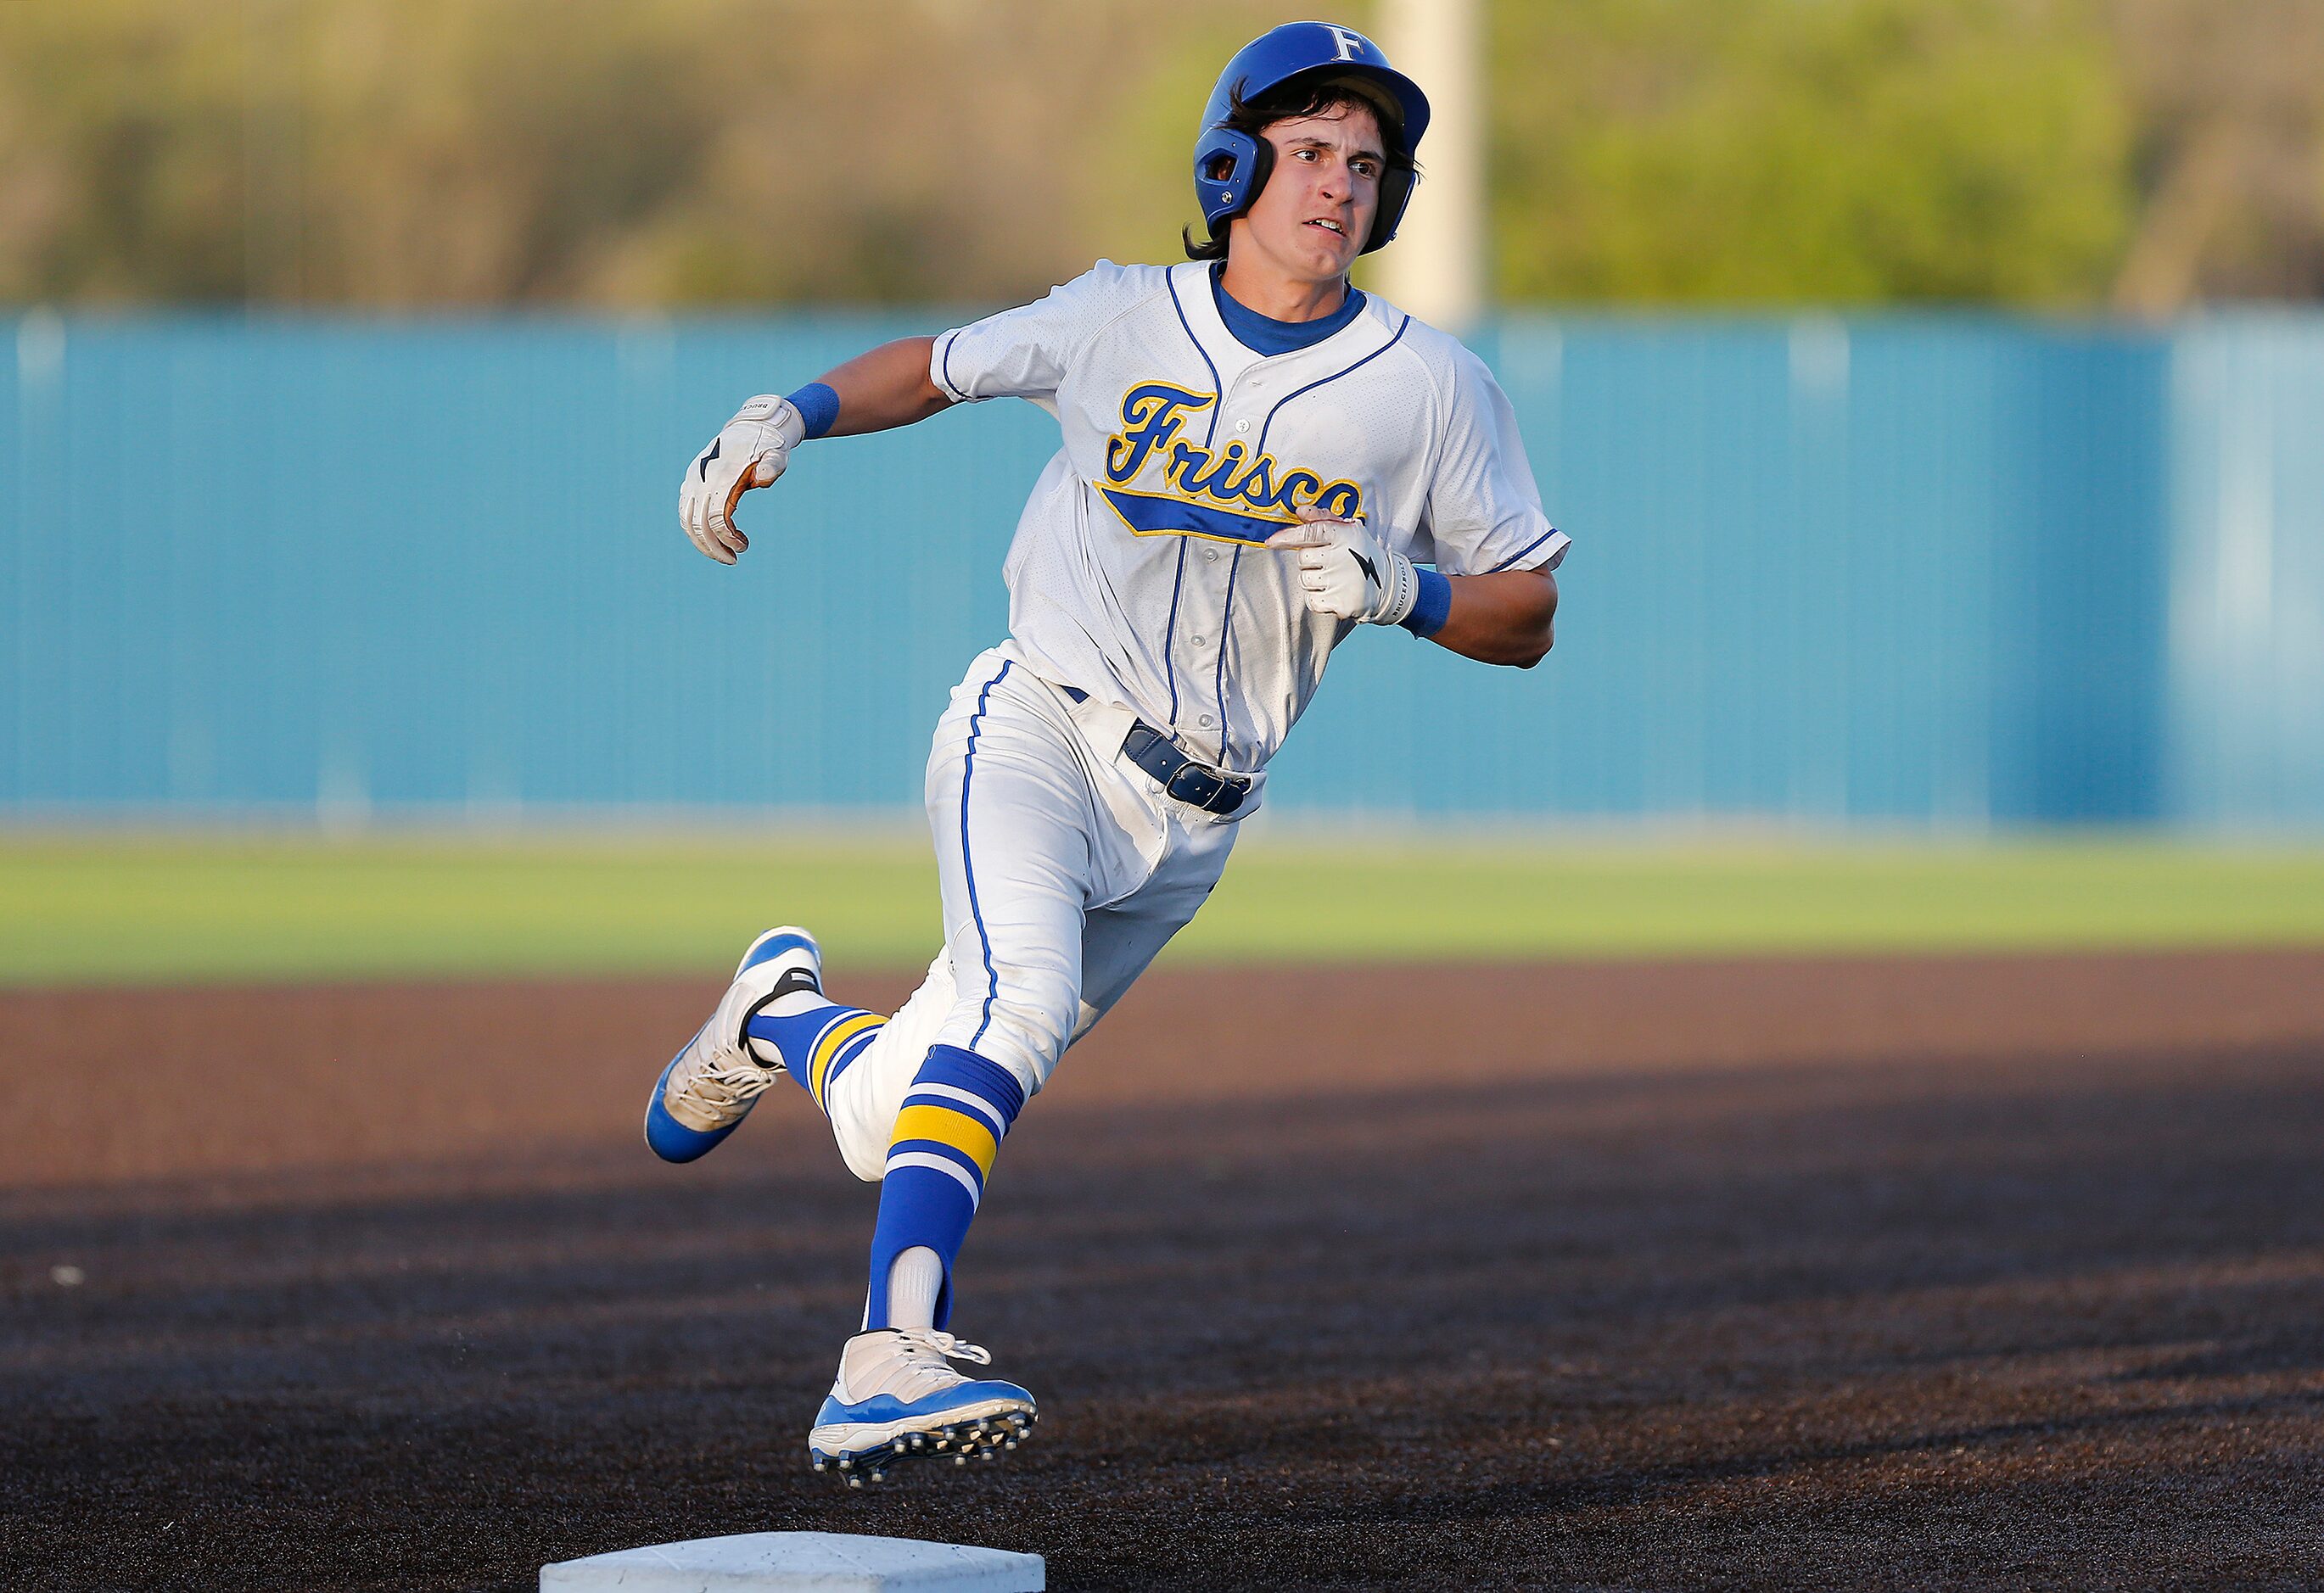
[1269,506,1419,626]
[678,394,808,564]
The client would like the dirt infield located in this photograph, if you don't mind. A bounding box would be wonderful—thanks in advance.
[4,951,2324,1590]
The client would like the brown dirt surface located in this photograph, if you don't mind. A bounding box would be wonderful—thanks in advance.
[4,949,2323,1590]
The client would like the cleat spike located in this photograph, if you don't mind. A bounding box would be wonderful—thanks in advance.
[847,1475,864,1490]
[955,1454,969,1467]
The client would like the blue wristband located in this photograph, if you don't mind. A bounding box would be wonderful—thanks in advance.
[1398,566,1453,638]
[785,381,840,440]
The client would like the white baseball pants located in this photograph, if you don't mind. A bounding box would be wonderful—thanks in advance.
[822,641,1251,1180]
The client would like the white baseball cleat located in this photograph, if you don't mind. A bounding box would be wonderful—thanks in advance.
[642,926,822,1163]
[807,1328,1038,1485]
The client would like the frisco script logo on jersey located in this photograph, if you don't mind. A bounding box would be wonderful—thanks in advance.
[1098,381,1365,545]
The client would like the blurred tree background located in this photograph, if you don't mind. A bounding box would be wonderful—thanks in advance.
[1,0,2319,311]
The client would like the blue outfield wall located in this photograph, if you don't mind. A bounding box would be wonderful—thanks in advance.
[2,309,2318,827]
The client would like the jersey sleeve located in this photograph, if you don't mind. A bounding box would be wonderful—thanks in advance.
[929,260,1160,406]
[1420,345,1569,576]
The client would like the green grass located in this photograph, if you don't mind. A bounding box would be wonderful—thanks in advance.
[3,830,2321,987]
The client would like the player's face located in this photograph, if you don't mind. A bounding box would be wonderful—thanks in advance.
[1238,103,1385,284]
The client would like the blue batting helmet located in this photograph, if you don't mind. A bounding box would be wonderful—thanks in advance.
[1192,20,1431,255]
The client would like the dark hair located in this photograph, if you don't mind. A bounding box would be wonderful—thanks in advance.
[1182,78,1410,261]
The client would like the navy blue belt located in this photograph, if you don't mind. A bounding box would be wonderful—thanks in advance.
[1056,683,1251,815]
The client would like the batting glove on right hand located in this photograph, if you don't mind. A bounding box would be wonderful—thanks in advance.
[679,394,807,564]
[1269,506,1420,626]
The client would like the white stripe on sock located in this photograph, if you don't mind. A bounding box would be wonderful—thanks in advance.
[882,1150,982,1206]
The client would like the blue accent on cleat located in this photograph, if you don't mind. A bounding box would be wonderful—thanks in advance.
[805,1388,1038,1479]
[738,927,817,975]
[809,1379,1034,1432]
[642,1042,741,1163]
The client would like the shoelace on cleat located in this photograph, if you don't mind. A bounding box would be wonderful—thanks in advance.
[840,1328,1011,1405]
[670,1045,781,1117]
[889,1328,994,1367]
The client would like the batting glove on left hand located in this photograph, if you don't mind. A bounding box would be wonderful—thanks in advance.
[1269,506,1419,626]
[679,394,807,564]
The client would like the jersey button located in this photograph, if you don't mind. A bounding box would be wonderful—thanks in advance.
[1191,635,1205,646]
[1235,420,1250,433]
[1199,714,1215,728]
[1204,548,1218,562]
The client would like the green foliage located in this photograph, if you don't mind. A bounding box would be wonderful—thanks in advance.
[2,0,2288,310]
[0,0,729,305]
[1491,0,2136,305]
[0,1,246,301]
[0,0,1134,307]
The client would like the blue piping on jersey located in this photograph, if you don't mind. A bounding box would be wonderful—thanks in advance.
[1162,271,1227,732]
[1487,525,1564,573]
[1254,314,1414,456]
[1182,312,1410,774]
[940,332,963,403]
[1161,539,1189,728]
[1214,547,1242,768]
[960,660,1011,1048]
[1166,271,1226,447]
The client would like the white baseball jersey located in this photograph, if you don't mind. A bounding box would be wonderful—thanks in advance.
[930,260,1567,777]
[810,260,1568,1115]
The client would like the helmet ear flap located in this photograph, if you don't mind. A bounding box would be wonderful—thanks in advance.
[1364,161,1417,253]
[1194,127,1275,237]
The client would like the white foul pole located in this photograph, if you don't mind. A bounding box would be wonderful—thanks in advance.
[1373,0,1485,329]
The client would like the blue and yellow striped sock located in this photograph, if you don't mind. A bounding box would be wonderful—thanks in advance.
[864,1044,1025,1330]
[744,1001,887,1119]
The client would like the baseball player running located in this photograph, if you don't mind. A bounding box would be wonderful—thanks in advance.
[647,20,1565,1485]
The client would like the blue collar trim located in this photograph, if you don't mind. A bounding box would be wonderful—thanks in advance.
[1208,264,1366,357]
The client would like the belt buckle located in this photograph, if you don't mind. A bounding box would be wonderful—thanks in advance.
[1166,763,1225,811]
